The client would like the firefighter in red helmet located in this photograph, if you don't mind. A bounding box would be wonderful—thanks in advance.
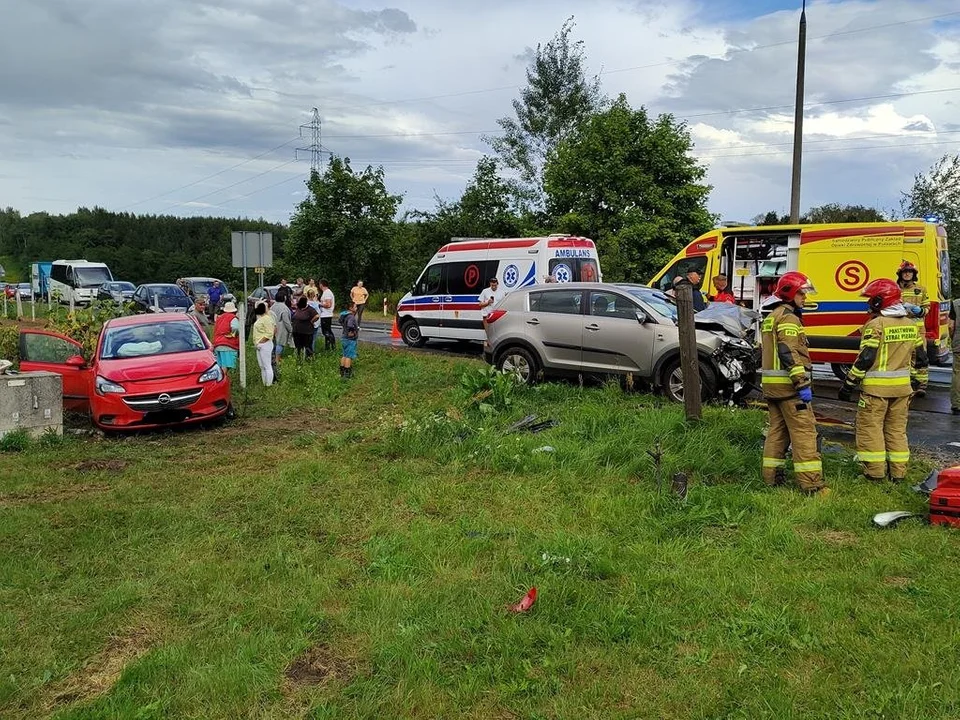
[896,260,928,319]
[760,271,827,495]
[838,279,928,482]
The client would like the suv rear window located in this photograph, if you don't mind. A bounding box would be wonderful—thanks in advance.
[529,289,582,315]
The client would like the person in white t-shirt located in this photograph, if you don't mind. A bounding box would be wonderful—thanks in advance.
[318,279,336,351]
[479,277,505,330]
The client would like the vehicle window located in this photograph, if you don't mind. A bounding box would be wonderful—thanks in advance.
[529,289,583,315]
[74,267,111,286]
[656,256,708,292]
[21,333,82,363]
[446,260,498,296]
[100,321,207,359]
[624,288,678,322]
[252,289,265,299]
[51,264,67,283]
[588,291,638,320]
[940,248,951,298]
[415,264,444,296]
[547,258,598,284]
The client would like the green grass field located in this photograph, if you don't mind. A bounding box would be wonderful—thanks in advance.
[1,345,958,719]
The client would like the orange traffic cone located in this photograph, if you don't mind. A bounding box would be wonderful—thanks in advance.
[390,317,402,339]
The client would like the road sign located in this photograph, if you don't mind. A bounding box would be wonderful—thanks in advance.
[254,267,264,274]
[231,231,273,269]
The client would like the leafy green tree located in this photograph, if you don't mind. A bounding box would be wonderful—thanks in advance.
[543,94,714,282]
[488,17,604,210]
[901,153,959,291]
[286,158,402,298]
[752,204,886,226]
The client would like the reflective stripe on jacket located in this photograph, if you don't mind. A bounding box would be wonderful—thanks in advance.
[848,316,926,397]
[899,282,929,317]
[761,304,812,400]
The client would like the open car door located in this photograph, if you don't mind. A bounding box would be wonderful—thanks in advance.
[18,330,93,412]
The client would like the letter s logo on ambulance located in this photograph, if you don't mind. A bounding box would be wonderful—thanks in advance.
[835,260,870,292]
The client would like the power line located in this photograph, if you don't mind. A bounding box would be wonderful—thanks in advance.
[118,137,300,210]
[321,10,960,113]
[156,158,302,214]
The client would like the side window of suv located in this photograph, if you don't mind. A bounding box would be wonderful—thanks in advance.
[589,291,638,320]
[529,289,582,315]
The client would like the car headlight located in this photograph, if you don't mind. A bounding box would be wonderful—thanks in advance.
[198,363,223,383]
[95,375,126,394]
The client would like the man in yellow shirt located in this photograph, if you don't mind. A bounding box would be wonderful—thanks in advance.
[351,280,370,326]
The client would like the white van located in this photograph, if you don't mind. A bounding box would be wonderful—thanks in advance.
[48,260,114,305]
[397,235,602,346]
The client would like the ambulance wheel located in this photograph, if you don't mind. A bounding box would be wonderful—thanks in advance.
[400,319,426,348]
[660,357,717,404]
[831,363,852,382]
[497,346,539,385]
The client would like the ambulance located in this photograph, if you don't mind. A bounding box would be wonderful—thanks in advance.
[397,235,602,347]
[649,221,951,377]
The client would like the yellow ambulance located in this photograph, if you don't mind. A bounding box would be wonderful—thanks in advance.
[649,221,951,377]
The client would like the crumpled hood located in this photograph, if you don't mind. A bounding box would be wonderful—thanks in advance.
[694,302,760,339]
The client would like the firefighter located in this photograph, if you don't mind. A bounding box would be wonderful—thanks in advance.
[760,271,827,495]
[838,279,929,483]
[896,260,929,319]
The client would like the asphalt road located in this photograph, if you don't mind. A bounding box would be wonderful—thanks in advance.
[355,318,959,456]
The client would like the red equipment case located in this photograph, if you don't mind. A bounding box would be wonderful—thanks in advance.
[930,466,960,528]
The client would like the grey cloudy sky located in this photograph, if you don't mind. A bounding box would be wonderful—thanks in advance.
[1,0,959,224]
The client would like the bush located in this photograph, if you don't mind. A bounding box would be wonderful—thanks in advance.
[0,324,18,366]
[459,365,520,415]
[0,429,31,453]
[44,301,124,359]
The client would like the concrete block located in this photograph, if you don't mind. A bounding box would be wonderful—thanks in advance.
[0,371,64,439]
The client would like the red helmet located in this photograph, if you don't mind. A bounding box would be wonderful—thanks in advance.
[896,260,918,280]
[774,271,815,303]
[861,278,901,311]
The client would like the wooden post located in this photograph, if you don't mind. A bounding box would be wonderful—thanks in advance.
[675,280,702,421]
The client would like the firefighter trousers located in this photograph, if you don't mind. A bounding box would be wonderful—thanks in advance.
[855,393,910,480]
[762,397,823,492]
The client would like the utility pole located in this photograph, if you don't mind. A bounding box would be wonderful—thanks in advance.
[789,0,807,224]
[297,107,324,174]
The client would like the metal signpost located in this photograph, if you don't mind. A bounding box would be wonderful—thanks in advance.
[231,231,273,389]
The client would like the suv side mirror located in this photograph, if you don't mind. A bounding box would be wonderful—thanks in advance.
[636,311,649,325]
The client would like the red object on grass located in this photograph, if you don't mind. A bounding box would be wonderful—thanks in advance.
[509,587,537,613]
[930,466,960,528]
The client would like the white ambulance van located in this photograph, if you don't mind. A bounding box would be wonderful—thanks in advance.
[397,235,602,347]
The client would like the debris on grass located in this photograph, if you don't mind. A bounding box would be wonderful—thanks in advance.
[283,643,355,688]
[508,587,537,613]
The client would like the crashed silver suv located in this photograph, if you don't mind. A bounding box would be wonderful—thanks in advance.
[483,282,759,403]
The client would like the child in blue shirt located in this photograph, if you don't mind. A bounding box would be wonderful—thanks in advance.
[339,301,359,379]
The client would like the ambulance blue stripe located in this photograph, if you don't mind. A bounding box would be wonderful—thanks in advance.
[518,265,537,288]
[402,294,480,304]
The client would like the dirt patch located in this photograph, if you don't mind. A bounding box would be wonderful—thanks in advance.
[73,459,129,473]
[0,482,110,508]
[883,576,913,588]
[283,643,355,689]
[47,626,152,710]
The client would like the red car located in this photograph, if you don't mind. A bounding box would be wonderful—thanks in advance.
[19,314,232,430]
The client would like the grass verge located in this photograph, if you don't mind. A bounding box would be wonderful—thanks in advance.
[1,344,957,719]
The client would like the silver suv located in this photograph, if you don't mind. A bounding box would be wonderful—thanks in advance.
[483,282,758,402]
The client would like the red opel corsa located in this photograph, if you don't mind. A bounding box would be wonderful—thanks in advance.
[19,313,232,430]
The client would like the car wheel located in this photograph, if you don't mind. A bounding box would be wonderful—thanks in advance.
[660,357,718,404]
[830,363,852,382]
[496,346,539,385]
[400,319,426,348]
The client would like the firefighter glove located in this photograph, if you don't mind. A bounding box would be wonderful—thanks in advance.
[907,304,922,317]
[837,384,854,403]
[797,387,813,403]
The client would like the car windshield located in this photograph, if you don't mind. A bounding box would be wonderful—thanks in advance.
[111,282,134,291]
[148,286,186,297]
[100,320,207,359]
[192,280,227,295]
[623,287,678,322]
[75,267,112,287]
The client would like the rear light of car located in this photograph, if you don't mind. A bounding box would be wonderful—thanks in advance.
[486,309,507,324]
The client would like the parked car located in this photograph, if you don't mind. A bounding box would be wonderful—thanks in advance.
[3,284,15,299]
[483,282,758,403]
[244,285,284,328]
[179,277,232,304]
[132,284,192,313]
[18,313,231,430]
[14,282,31,299]
[97,281,136,303]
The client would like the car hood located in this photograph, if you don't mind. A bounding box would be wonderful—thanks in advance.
[694,303,760,340]
[98,351,214,382]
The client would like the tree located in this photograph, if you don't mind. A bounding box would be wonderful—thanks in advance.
[901,153,960,293]
[286,157,401,297]
[543,94,714,282]
[488,17,604,211]
[752,204,886,226]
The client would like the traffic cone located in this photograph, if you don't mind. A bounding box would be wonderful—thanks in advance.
[390,317,402,339]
